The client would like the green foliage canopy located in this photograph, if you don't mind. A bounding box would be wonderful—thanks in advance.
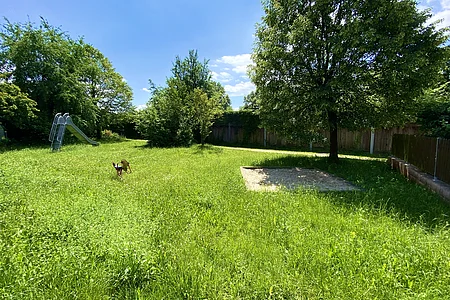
[191,88,224,146]
[0,18,133,140]
[241,90,260,113]
[251,0,448,162]
[0,80,38,130]
[137,50,230,147]
[417,58,450,138]
[76,42,134,138]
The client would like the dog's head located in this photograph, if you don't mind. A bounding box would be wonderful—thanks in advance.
[112,162,123,177]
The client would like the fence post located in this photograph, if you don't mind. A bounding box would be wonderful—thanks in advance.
[263,128,267,147]
[433,137,440,181]
[370,127,375,154]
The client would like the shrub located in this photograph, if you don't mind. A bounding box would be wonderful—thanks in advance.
[101,130,125,142]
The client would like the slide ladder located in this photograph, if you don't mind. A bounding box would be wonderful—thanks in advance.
[49,113,99,151]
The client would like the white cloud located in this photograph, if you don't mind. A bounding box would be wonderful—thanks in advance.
[423,0,450,29]
[217,54,252,66]
[217,54,254,75]
[136,104,147,111]
[417,5,431,11]
[440,0,450,9]
[224,81,256,97]
[211,71,233,83]
[232,65,249,74]
[219,72,233,81]
[142,88,151,93]
[429,8,450,29]
[212,53,256,101]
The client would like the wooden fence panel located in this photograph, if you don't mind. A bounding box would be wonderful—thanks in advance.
[393,134,450,185]
[408,136,436,175]
[437,139,450,184]
[391,134,406,159]
[209,124,420,152]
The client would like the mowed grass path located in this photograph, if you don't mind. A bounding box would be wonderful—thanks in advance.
[1,140,450,299]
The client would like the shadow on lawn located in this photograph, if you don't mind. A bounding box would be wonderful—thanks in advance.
[134,143,224,155]
[254,155,450,229]
[0,142,49,153]
[192,145,224,155]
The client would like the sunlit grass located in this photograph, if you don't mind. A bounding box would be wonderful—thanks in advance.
[1,140,449,299]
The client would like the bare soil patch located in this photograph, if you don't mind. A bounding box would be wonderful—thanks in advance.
[240,167,361,192]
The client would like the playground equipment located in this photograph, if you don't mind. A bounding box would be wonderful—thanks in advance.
[49,113,99,151]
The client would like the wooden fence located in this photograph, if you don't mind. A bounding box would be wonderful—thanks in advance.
[209,124,420,153]
[392,135,450,185]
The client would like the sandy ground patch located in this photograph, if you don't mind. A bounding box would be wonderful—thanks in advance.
[240,167,361,192]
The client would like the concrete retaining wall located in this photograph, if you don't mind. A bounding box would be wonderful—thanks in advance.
[388,156,450,203]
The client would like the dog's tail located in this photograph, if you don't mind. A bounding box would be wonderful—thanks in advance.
[112,162,116,168]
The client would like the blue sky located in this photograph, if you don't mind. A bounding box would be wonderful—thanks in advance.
[1,0,448,110]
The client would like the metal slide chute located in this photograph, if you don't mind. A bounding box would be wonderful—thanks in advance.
[65,116,99,146]
[49,113,99,151]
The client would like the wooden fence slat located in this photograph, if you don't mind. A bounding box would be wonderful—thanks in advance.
[209,124,420,153]
[392,134,449,185]
[437,139,450,184]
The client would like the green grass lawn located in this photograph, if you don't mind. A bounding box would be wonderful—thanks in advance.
[1,140,449,299]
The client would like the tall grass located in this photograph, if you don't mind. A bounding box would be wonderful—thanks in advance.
[1,140,449,299]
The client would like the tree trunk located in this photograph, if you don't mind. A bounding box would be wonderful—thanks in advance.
[96,121,102,140]
[328,110,339,163]
[201,135,205,147]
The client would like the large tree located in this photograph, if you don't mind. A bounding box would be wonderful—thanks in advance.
[75,42,133,138]
[251,0,448,162]
[0,80,38,132]
[138,50,230,146]
[191,88,224,146]
[0,18,90,137]
[0,18,133,139]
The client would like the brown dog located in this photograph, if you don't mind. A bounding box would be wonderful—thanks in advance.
[120,159,132,173]
[112,162,123,178]
[112,160,132,178]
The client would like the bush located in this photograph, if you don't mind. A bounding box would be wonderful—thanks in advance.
[417,100,450,139]
[101,130,126,142]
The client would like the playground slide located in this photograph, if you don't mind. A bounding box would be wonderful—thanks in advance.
[65,116,99,146]
[50,113,99,151]
[49,113,62,143]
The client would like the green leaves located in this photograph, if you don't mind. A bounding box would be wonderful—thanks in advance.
[416,55,450,138]
[251,0,448,160]
[191,88,224,145]
[139,50,229,147]
[0,81,38,129]
[0,18,133,140]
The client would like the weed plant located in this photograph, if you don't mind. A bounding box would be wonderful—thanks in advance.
[0,141,449,299]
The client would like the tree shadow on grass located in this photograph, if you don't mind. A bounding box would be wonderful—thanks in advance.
[191,144,224,155]
[0,142,49,154]
[133,143,224,155]
[253,155,450,230]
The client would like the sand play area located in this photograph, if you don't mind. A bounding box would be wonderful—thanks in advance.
[240,167,361,192]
